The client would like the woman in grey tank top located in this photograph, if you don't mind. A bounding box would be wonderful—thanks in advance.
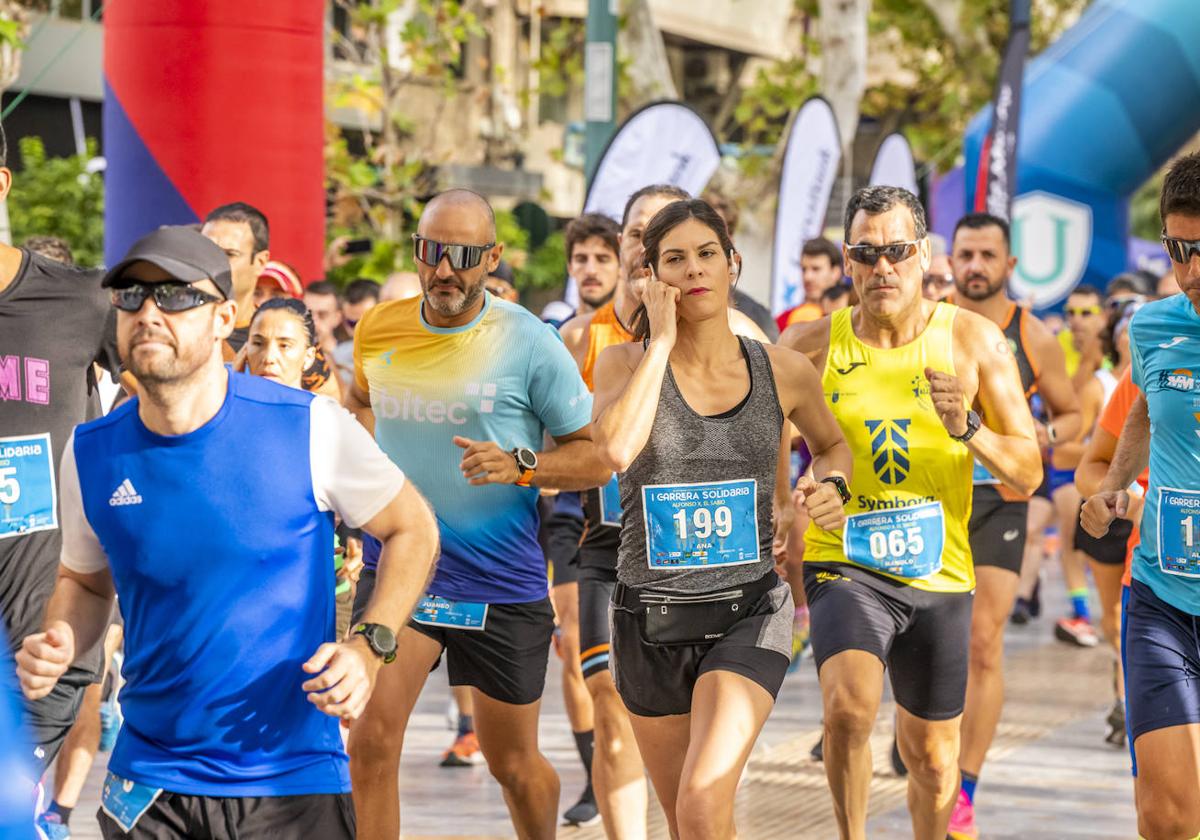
[590,198,853,839]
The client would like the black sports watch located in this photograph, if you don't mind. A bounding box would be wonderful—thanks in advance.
[511,447,538,487]
[821,475,851,506]
[353,623,397,664]
[949,410,982,443]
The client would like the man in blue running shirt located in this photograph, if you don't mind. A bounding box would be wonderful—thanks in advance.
[345,189,608,840]
[15,227,439,840]
[1082,151,1200,840]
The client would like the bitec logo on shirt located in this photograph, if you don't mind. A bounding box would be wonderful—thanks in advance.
[372,383,498,425]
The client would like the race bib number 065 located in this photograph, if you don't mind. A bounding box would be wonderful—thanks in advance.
[0,433,57,541]
[1157,487,1200,578]
[642,478,759,569]
[844,500,945,579]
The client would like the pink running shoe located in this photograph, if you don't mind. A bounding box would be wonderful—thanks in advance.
[947,790,979,839]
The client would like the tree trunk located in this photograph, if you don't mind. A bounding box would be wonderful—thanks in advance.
[817,0,868,169]
[619,0,678,109]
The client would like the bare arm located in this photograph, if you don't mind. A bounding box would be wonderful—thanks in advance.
[1029,318,1082,445]
[558,312,593,370]
[1052,377,1102,470]
[1098,395,1150,493]
[591,342,669,473]
[16,567,115,699]
[1080,395,1150,538]
[1075,426,1118,499]
[939,314,1042,495]
[356,480,439,633]
[532,427,612,490]
[344,379,376,436]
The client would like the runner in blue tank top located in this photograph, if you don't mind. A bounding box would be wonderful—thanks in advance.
[14,227,439,840]
[1081,151,1200,840]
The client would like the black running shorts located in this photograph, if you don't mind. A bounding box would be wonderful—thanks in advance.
[804,562,973,721]
[26,665,92,774]
[98,791,355,839]
[610,574,792,717]
[1073,501,1134,566]
[353,569,554,706]
[543,511,584,587]
[578,565,616,679]
[969,485,1028,574]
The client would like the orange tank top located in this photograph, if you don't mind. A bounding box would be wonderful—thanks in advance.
[581,302,633,391]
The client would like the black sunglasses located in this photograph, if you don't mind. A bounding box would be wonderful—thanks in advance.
[412,235,495,270]
[846,240,921,267]
[111,282,223,313]
[1162,234,1200,264]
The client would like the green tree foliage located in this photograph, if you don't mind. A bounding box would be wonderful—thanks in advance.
[1129,171,1165,241]
[727,0,1090,171]
[8,136,103,266]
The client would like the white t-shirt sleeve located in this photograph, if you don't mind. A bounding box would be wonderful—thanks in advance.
[59,432,108,574]
[309,397,407,528]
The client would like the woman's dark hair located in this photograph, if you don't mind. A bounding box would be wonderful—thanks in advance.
[1099,299,1141,367]
[629,199,737,341]
[250,297,317,347]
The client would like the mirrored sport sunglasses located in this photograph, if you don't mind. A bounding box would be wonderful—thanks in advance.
[1162,234,1200,264]
[846,240,921,267]
[412,234,495,270]
[111,282,223,312]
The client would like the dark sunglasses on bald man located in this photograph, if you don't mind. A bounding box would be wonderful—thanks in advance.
[846,240,921,267]
[111,282,223,313]
[1162,233,1200,264]
[412,234,495,270]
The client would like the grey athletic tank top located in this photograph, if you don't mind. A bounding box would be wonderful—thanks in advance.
[617,337,784,592]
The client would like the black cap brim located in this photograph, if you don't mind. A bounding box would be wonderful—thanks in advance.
[102,255,216,289]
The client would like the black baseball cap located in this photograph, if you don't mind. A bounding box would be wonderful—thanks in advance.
[103,226,234,299]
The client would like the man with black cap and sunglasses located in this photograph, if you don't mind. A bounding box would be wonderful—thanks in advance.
[0,118,118,785]
[781,186,1042,840]
[345,189,608,840]
[15,225,439,839]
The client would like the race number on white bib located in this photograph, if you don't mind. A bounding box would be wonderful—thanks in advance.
[0,433,57,540]
[1157,487,1200,578]
[641,479,759,569]
[844,500,945,579]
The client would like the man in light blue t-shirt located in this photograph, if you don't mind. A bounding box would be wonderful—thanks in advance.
[1082,151,1200,840]
[346,189,610,840]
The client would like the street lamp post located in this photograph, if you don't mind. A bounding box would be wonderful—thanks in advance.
[583,0,617,185]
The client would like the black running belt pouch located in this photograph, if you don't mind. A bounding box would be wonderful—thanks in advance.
[618,571,777,647]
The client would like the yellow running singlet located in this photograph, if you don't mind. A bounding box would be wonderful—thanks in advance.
[804,303,975,593]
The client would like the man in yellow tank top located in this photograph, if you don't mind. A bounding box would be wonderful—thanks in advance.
[780,186,1042,840]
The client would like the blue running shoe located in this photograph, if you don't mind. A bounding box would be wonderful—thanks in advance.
[35,811,71,840]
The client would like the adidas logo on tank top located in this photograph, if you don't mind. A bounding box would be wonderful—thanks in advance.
[108,478,142,506]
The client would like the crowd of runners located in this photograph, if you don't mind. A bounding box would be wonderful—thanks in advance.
[2,113,1199,840]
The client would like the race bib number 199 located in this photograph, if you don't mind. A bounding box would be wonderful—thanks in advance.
[0,433,57,540]
[642,479,759,569]
[844,500,945,579]
[1157,487,1200,578]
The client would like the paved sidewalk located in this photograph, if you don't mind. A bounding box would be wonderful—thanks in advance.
[63,570,1137,839]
